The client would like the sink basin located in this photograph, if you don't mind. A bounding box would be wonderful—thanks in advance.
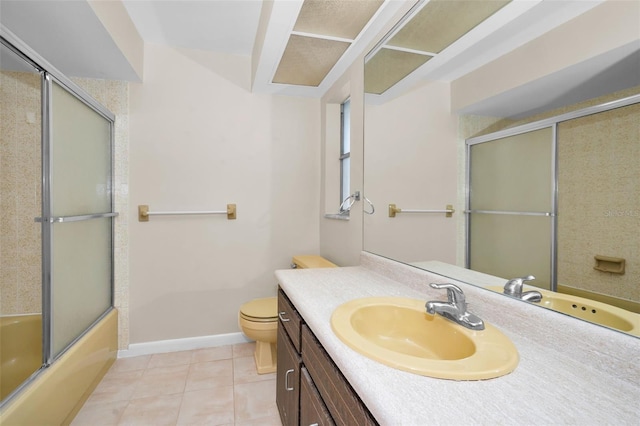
[486,286,639,336]
[330,297,519,380]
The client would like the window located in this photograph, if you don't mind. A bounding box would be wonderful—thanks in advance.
[340,98,351,205]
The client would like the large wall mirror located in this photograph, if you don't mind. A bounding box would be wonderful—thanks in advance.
[363,0,640,337]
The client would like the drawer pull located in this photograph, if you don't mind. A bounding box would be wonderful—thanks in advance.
[285,369,295,391]
[278,311,290,322]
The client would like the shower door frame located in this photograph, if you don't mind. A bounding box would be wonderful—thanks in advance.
[42,73,117,365]
[0,26,117,404]
[465,93,640,291]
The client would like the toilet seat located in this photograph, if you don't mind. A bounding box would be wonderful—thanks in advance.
[239,297,277,322]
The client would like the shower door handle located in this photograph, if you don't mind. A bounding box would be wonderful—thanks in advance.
[35,212,119,223]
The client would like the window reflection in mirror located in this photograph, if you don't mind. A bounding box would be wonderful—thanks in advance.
[340,98,351,206]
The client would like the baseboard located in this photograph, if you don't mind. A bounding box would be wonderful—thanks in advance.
[118,332,252,358]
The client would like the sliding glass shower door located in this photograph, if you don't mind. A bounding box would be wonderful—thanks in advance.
[47,79,115,360]
[1,31,117,405]
[467,127,555,290]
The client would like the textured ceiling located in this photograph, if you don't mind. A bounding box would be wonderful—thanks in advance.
[273,0,385,87]
[367,0,512,95]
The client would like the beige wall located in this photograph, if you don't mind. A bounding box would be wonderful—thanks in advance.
[0,71,41,316]
[364,81,458,264]
[128,43,321,344]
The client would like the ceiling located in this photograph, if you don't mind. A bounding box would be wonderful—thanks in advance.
[1,0,638,115]
[121,0,262,56]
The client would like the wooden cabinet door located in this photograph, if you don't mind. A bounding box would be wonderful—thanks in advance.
[300,367,334,426]
[301,325,377,425]
[276,323,301,426]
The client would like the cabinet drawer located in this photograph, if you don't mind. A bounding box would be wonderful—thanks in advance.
[301,367,334,426]
[301,325,377,426]
[278,288,302,352]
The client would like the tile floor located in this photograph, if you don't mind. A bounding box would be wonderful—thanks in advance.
[71,343,283,426]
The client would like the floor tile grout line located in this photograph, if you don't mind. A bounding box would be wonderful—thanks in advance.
[75,343,262,425]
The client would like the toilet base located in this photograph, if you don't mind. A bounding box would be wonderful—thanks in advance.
[254,340,277,374]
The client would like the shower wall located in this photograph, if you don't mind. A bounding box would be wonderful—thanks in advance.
[557,102,639,303]
[0,70,41,316]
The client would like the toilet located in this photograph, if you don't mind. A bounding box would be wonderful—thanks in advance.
[238,255,337,374]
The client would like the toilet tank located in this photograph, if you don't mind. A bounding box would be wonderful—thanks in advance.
[292,255,337,269]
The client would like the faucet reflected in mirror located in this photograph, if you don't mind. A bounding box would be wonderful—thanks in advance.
[502,276,542,303]
[362,0,640,337]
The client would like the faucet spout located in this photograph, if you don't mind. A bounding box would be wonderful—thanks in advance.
[521,291,542,303]
[425,283,485,330]
[425,301,458,316]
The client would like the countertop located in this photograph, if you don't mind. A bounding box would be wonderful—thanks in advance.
[275,253,640,425]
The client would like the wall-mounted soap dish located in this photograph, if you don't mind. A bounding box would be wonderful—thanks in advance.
[593,255,625,274]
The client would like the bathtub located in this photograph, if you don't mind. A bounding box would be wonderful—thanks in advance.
[0,314,43,400]
[0,309,117,425]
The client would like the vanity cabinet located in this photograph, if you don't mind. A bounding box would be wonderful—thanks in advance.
[277,288,377,426]
[277,290,301,425]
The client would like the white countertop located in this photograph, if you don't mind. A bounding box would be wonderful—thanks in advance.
[275,253,640,425]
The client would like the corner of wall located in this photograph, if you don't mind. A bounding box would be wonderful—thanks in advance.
[88,0,144,82]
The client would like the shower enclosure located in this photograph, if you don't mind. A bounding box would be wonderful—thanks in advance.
[1,30,117,408]
[466,94,640,308]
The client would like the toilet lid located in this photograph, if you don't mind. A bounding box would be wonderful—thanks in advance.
[240,297,277,320]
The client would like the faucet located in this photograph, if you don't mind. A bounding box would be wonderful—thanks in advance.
[503,275,542,302]
[425,283,485,330]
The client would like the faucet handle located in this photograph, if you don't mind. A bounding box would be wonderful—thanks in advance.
[429,283,466,307]
[504,275,536,296]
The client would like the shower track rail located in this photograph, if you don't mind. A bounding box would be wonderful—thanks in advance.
[465,210,554,216]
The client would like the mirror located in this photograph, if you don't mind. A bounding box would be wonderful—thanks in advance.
[363,0,640,337]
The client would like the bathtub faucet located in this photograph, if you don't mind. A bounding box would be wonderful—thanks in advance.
[503,275,542,302]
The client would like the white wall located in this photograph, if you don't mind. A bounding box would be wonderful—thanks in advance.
[364,81,458,264]
[128,43,321,344]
